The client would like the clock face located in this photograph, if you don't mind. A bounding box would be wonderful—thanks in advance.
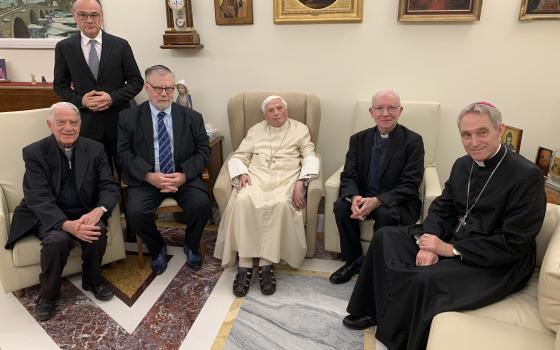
[175,17,186,28]
[168,0,185,10]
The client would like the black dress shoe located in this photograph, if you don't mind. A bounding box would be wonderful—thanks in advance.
[35,297,58,321]
[233,267,253,297]
[83,281,114,301]
[259,265,276,296]
[343,314,376,330]
[329,260,362,284]
[184,247,202,271]
[151,246,168,275]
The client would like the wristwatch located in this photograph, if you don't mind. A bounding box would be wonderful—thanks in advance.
[298,178,310,187]
[452,247,462,260]
[98,205,108,213]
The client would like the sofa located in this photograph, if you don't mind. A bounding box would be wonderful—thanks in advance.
[0,108,125,294]
[427,203,560,350]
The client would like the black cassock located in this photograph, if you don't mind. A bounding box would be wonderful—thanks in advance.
[346,145,546,350]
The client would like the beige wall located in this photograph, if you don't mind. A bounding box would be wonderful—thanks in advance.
[2,1,558,183]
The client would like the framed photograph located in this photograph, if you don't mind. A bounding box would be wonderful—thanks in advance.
[0,59,7,81]
[0,0,78,49]
[214,0,253,25]
[273,0,363,24]
[548,150,560,188]
[501,125,523,153]
[398,0,483,22]
[536,147,554,176]
[519,0,560,21]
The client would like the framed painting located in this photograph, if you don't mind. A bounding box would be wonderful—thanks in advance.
[273,0,363,24]
[398,0,483,22]
[0,59,8,81]
[214,0,253,25]
[501,125,523,153]
[519,0,560,21]
[535,146,554,177]
[0,0,78,49]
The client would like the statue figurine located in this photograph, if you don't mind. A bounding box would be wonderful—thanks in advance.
[31,73,37,85]
[175,80,193,109]
[41,76,47,84]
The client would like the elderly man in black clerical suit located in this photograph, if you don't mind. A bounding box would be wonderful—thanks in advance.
[118,65,211,275]
[54,0,143,174]
[329,90,424,284]
[6,102,119,322]
[342,102,546,350]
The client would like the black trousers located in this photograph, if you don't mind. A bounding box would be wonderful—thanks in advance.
[37,221,107,300]
[126,184,211,257]
[101,136,120,178]
[333,197,401,262]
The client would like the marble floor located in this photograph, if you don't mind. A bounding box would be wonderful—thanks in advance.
[0,221,375,350]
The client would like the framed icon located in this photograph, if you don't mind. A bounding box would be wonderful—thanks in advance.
[501,125,523,153]
[398,0,483,22]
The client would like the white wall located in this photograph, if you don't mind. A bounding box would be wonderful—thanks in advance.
[2,1,559,183]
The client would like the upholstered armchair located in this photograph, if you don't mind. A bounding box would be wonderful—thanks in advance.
[0,108,125,294]
[324,100,442,254]
[213,92,322,257]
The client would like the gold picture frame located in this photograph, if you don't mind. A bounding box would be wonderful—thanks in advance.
[501,125,523,153]
[519,0,560,21]
[273,0,363,24]
[398,0,483,22]
[214,0,253,25]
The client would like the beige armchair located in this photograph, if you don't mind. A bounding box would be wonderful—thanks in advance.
[213,92,322,257]
[0,108,125,294]
[324,100,442,254]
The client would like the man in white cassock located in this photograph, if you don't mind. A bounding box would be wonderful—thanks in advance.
[214,95,320,297]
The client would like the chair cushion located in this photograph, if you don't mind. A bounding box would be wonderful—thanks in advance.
[538,216,560,333]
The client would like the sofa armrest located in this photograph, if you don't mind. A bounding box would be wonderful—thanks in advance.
[422,166,441,221]
[324,165,343,253]
[0,186,16,292]
[213,154,233,218]
[305,153,323,257]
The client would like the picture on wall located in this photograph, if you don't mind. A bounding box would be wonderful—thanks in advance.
[273,0,363,24]
[398,0,483,22]
[519,0,560,21]
[214,0,253,25]
[548,150,560,188]
[535,146,554,177]
[0,58,8,81]
[501,125,523,153]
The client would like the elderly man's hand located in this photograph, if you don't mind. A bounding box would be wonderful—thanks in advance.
[292,180,306,210]
[236,174,251,192]
[62,219,102,243]
[350,196,381,221]
[87,91,113,112]
[144,172,168,189]
[416,249,439,266]
[160,172,186,193]
[79,207,104,226]
[417,233,454,257]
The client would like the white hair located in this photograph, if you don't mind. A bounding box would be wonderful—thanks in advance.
[261,95,288,113]
[371,89,401,106]
[49,102,81,122]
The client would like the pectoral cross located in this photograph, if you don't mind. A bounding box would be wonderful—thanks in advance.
[266,156,275,168]
[455,214,468,233]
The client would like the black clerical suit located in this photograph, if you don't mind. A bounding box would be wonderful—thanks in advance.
[347,145,546,350]
[6,136,119,300]
[118,101,211,257]
[54,31,143,172]
[334,124,424,262]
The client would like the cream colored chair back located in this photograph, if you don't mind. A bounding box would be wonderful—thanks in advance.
[227,92,321,149]
[0,108,51,213]
[352,100,440,167]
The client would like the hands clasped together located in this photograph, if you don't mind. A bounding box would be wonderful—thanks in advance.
[145,172,187,193]
[82,90,113,112]
[350,195,381,221]
[415,233,455,267]
[235,174,307,210]
[62,207,105,243]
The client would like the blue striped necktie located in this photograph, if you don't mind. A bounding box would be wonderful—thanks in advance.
[157,112,174,173]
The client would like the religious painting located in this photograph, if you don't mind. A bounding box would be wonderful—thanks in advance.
[548,150,560,188]
[501,125,523,153]
[398,0,483,22]
[519,0,560,21]
[535,146,554,177]
[0,0,78,48]
[273,0,363,24]
[0,58,8,81]
[214,0,253,25]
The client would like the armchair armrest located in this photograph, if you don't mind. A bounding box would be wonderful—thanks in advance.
[324,165,344,253]
[213,154,233,218]
[422,166,441,221]
[0,186,16,292]
[305,153,323,257]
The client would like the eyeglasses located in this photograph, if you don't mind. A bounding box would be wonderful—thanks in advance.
[147,82,175,95]
[372,106,401,114]
[75,12,101,20]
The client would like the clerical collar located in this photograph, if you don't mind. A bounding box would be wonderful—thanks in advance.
[473,145,503,168]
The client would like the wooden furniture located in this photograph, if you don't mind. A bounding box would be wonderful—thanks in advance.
[0,82,60,112]
[545,184,560,205]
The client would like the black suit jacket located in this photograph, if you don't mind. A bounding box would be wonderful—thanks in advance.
[339,124,424,224]
[53,31,143,140]
[117,102,210,192]
[6,136,119,249]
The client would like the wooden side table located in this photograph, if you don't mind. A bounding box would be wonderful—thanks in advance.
[0,82,60,112]
[545,184,560,205]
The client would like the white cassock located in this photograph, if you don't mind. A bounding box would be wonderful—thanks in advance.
[213,118,320,268]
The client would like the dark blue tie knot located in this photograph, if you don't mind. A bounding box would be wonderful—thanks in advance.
[157,111,166,120]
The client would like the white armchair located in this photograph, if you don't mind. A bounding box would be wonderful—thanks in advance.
[324,100,442,254]
[0,108,125,294]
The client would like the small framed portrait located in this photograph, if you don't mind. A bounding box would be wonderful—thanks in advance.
[501,125,523,153]
[214,0,253,25]
[0,59,8,82]
[548,150,560,186]
[274,0,363,24]
[398,0,483,22]
[520,0,560,21]
[535,147,553,176]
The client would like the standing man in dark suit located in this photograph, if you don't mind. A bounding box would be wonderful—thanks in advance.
[6,102,119,321]
[329,90,425,284]
[54,0,143,174]
[118,65,211,275]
